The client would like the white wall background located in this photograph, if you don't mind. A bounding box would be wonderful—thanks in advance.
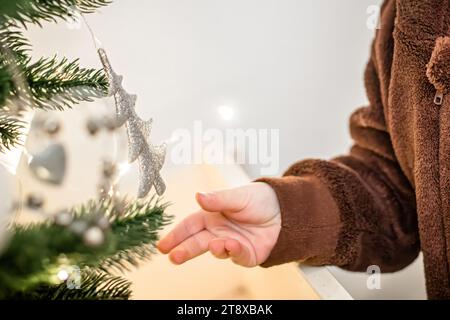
[25,0,383,178]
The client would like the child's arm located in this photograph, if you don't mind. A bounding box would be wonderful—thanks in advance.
[158,55,419,271]
[158,0,420,271]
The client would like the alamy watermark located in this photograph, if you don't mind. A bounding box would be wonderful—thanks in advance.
[366,5,381,30]
[168,121,280,175]
[366,265,381,290]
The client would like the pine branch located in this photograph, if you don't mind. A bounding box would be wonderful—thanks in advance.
[0,1,112,151]
[99,198,172,272]
[0,27,107,112]
[0,114,24,151]
[0,49,109,149]
[0,54,107,112]
[70,197,172,273]
[0,197,171,298]
[0,0,112,27]
[9,269,132,300]
[25,56,109,110]
[0,65,11,106]
[48,269,132,300]
[0,24,31,61]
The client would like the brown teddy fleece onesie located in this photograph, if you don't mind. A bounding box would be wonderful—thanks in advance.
[257,0,450,299]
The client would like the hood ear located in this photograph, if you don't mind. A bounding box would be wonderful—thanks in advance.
[427,36,450,94]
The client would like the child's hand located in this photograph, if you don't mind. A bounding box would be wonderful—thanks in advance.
[157,182,281,267]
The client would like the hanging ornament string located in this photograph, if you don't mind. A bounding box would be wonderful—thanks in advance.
[81,14,167,198]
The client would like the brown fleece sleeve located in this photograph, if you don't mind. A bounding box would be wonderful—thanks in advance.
[258,0,420,272]
[257,174,342,266]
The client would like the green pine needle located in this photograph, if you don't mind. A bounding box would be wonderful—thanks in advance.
[26,56,109,110]
[0,0,112,150]
[102,199,172,272]
[0,196,172,298]
[0,65,11,106]
[10,269,132,300]
[0,43,108,146]
[47,269,132,300]
[72,197,173,273]
[0,53,109,111]
[0,0,112,27]
[0,24,31,61]
[0,114,24,151]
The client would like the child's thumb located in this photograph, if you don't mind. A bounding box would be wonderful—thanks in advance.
[195,187,249,213]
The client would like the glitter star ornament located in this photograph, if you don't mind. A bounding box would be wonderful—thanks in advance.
[98,48,166,198]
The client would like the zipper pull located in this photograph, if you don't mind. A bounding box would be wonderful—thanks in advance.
[434,90,444,106]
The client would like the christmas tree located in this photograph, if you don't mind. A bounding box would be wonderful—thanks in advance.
[0,0,170,300]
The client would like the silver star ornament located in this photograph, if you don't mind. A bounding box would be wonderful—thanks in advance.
[98,48,166,198]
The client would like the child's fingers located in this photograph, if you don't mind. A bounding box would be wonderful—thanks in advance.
[157,211,206,254]
[168,230,214,265]
[209,237,254,266]
[208,238,230,259]
[225,238,254,267]
[196,187,249,214]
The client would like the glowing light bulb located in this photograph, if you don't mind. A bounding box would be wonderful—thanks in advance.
[217,105,235,121]
[57,269,69,281]
[118,162,131,177]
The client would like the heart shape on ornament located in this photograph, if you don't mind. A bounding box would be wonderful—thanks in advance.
[29,143,66,185]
